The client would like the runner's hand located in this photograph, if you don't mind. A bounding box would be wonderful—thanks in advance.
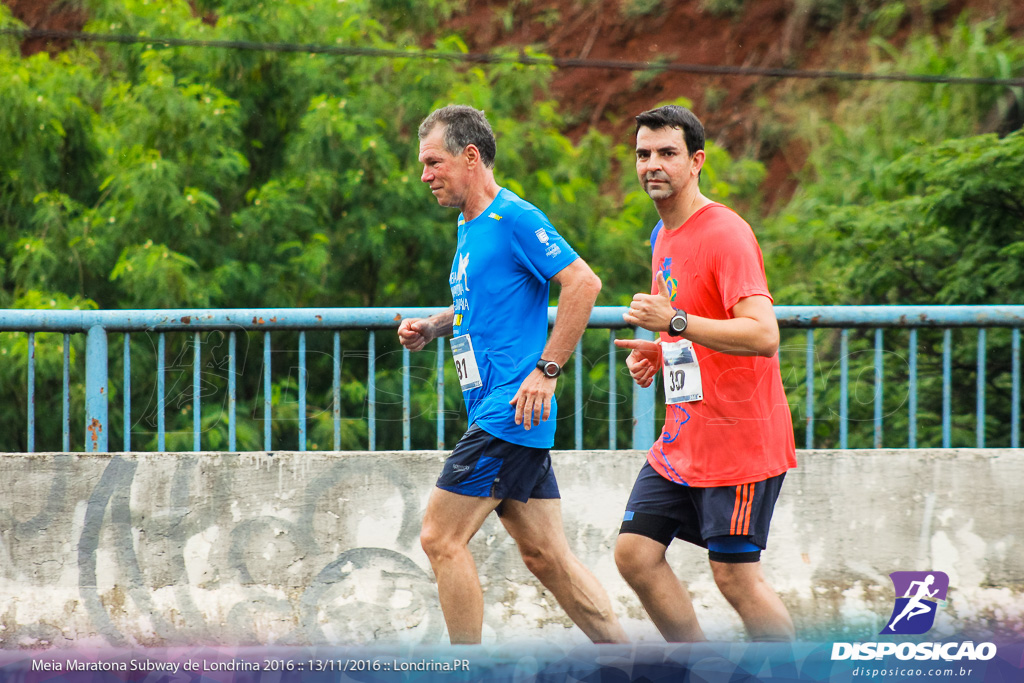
[509,370,555,430]
[398,318,435,352]
[614,338,660,388]
[623,272,675,333]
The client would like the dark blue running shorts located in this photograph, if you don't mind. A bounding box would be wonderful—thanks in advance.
[436,424,560,514]
[619,461,785,553]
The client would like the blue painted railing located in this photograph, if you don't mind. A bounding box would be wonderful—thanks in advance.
[2,306,1022,452]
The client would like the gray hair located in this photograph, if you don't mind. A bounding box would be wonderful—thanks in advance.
[418,105,496,167]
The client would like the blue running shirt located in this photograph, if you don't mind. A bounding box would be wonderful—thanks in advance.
[449,187,579,448]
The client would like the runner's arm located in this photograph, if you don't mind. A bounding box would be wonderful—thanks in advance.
[677,294,779,357]
[624,273,779,357]
[398,307,454,352]
[541,258,601,365]
[510,258,601,428]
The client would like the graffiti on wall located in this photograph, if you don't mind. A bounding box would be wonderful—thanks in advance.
[0,452,623,647]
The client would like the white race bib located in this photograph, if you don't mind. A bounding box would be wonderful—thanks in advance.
[450,334,483,391]
[662,339,703,404]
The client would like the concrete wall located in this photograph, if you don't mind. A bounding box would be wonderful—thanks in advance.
[0,449,1021,648]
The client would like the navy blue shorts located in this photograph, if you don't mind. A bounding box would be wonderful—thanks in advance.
[436,424,560,513]
[620,461,785,552]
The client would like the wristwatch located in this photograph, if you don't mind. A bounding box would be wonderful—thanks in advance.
[668,309,688,336]
[536,358,562,378]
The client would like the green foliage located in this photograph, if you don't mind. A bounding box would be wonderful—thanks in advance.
[822,131,1024,305]
[701,0,745,17]
[807,0,849,29]
[630,58,669,91]
[0,52,103,248]
[620,0,664,19]
[763,14,1024,448]
[867,2,906,37]
[9,1,1016,452]
[764,15,1024,306]
[534,7,562,30]
[3,0,772,452]
[703,85,727,111]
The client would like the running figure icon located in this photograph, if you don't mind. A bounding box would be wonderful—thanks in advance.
[881,570,949,635]
[887,574,939,629]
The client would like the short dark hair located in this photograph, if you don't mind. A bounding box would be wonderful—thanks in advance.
[418,105,497,168]
[635,105,705,157]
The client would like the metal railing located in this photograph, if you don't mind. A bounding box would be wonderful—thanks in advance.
[1,306,1022,452]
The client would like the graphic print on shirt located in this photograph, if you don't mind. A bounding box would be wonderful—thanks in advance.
[450,251,470,328]
[453,252,470,292]
[653,405,689,484]
[535,226,562,259]
[658,256,679,301]
[664,404,690,441]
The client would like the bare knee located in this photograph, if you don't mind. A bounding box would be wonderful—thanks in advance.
[518,541,559,581]
[615,535,660,587]
[419,524,440,561]
[710,560,794,640]
[614,540,641,582]
[421,519,461,566]
[711,561,760,604]
[711,561,739,595]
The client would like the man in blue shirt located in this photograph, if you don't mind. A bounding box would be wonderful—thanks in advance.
[398,105,626,645]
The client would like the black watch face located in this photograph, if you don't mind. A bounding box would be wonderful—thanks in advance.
[543,362,559,377]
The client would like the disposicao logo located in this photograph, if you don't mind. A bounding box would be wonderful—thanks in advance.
[881,571,949,635]
[831,570,997,663]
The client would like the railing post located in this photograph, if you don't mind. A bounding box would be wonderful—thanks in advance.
[1013,328,1021,449]
[27,332,35,453]
[436,336,445,451]
[575,339,583,450]
[402,345,410,451]
[63,333,71,451]
[805,329,815,449]
[840,329,849,449]
[874,328,884,448]
[85,326,108,453]
[908,329,918,448]
[632,328,656,450]
[608,331,617,450]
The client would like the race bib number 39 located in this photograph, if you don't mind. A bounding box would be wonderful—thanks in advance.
[450,335,483,391]
[662,339,703,404]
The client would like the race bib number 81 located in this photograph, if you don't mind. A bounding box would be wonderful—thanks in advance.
[662,339,703,404]
[450,334,483,391]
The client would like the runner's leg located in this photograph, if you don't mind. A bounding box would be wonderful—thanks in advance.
[710,559,794,641]
[500,497,629,643]
[616,532,706,641]
[420,487,501,644]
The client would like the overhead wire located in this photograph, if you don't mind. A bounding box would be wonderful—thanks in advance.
[2,27,1023,87]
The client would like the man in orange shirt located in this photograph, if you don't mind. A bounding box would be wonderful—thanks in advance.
[614,105,796,642]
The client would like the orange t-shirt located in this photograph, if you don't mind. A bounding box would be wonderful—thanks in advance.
[647,203,796,487]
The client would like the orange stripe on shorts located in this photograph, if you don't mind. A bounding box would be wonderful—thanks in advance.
[740,483,753,535]
[730,485,743,534]
[731,483,753,535]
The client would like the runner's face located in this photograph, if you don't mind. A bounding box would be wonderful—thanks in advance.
[635,126,697,201]
[419,126,468,210]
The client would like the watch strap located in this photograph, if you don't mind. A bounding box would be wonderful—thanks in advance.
[536,358,562,378]
[669,309,688,335]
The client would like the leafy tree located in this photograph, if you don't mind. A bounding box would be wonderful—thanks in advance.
[825,131,1024,306]
[10,0,1015,453]
[8,0,747,451]
[762,16,1024,448]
